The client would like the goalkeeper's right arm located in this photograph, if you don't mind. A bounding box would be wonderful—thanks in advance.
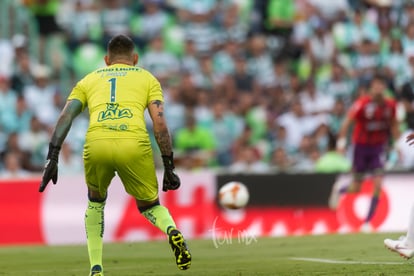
[39,99,82,192]
[148,99,180,191]
[148,99,173,156]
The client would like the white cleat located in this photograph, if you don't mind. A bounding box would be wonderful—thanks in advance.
[328,189,340,210]
[384,237,414,259]
[360,222,374,233]
[328,175,350,210]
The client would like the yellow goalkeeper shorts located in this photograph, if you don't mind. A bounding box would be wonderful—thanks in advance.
[83,138,158,201]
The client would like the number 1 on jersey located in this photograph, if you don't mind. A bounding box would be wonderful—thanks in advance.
[109,78,116,103]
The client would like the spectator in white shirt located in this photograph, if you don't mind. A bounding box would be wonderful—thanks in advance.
[58,142,83,175]
[0,151,33,179]
[276,98,324,153]
[300,79,335,116]
[307,16,335,65]
[228,145,270,173]
[23,64,61,128]
[18,116,49,171]
[140,36,180,85]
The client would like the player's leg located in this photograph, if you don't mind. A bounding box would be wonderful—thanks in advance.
[137,198,176,234]
[136,198,191,270]
[363,171,382,224]
[384,203,414,259]
[329,144,364,209]
[347,144,367,193]
[406,203,414,248]
[114,140,177,234]
[85,189,107,276]
[115,140,191,270]
[329,173,363,212]
[363,145,386,225]
[347,172,364,193]
[83,141,116,276]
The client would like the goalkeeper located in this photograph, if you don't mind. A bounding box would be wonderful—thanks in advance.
[39,34,191,276]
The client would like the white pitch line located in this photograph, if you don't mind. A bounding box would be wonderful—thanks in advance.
[290,257,404,265]
[14,265,141,274]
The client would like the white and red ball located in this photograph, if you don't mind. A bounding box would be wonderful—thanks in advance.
[218,181,249,209]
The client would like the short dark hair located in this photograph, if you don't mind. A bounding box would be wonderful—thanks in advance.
[370,73,386,85]
[107,34,134,58]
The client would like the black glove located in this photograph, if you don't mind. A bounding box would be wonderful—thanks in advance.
[162,153,181,192]
[39,143,61,192]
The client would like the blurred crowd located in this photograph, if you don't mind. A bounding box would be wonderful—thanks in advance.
[2,0,414,178]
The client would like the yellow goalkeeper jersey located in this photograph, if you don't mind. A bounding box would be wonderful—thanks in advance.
[67,64,163,142]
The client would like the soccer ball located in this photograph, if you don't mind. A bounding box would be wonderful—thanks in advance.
[218,181,249,209]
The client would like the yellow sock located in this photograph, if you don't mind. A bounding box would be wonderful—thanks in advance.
[85,200,105,269]
[142,205,176,234]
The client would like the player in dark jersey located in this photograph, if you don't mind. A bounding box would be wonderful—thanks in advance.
[329,74,400,230]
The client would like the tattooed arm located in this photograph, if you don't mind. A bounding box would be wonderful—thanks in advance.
[148,99,180,191]
[148,99,173,156]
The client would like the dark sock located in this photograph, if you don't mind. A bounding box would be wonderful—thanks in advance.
[365,196,379,223]
[339,185,349,194]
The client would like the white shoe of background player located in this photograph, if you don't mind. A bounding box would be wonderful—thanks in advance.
[328,176,350,210]
[384,236,414,259]
[360,222,373,233]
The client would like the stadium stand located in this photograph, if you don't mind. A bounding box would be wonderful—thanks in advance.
[1,0,413,176]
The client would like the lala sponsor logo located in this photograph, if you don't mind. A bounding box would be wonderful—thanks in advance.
[98,103,133,122]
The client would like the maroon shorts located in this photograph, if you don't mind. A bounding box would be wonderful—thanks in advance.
[352,143,385,173]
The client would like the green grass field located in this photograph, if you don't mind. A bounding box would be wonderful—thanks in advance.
[0,233,413,275]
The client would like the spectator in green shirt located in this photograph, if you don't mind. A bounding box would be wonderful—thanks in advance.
[174,109,216,169]
[315,132,351,173]
[264,0,296,57]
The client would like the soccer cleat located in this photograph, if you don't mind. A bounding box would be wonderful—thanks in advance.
[168,229,191,270]
[328,184,342,210]
[89,264,103,276]
[328,176,350,210]
[384,237,414,259]
[360,222,374,233]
